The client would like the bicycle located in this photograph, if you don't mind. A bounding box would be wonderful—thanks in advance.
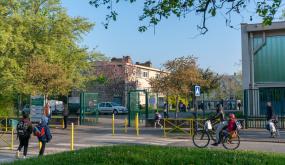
[192,119,240,150]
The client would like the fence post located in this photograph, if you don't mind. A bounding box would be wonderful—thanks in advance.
[136,113,139,136]
[112,114,115,136]
[11,128,14,151]
[39,142,42,150]
[62,119,64,129]
[164,118,166,137]
[124,117,128,133]
[71,123,74,151]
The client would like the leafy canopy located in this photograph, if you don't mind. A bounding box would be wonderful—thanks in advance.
[89,0,282,34]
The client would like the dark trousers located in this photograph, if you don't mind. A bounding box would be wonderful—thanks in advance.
[17,137,30,156]
[39,141,46,156]
[64,116,68,128]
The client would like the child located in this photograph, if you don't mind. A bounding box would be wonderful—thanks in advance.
[227,113,237,138]
[33,116,52,156]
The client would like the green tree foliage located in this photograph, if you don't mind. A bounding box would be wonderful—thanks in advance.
[149,56,219,116]
[0,0,95,113]
[89,0,282,33]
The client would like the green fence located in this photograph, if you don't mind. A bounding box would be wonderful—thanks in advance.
[80,92,99,125]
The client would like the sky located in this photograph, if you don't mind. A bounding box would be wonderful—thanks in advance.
[60,0,283,75]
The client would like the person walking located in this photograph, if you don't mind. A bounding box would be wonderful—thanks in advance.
[154,112,163,128]
[266,101,273,121]
[33,116,52,156]
[63,103,69,129]
[16,112,33,159]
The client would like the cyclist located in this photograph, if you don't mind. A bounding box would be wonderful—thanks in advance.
[211,104,227,146]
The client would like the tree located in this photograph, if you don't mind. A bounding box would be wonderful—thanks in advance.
[149,56,203,117]
[213,72,242,100]
[89,0,282,34]
[0,0,95,113]
[199,68,222,98]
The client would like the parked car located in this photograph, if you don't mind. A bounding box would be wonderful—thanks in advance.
[98,102,128,115]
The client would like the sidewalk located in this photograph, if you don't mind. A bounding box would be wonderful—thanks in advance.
[1,126,284,164]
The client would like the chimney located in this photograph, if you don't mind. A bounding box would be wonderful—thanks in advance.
[123,56,132,63]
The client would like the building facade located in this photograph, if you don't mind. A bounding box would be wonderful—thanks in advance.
[242,22,285,116]
[88,56,165,107]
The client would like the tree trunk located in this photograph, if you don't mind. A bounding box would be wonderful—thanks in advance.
[175,95,179,118]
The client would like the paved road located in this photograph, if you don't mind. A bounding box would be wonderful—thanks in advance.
[1,116,285,163]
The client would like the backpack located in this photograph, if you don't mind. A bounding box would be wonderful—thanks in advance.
[34,125,45,138]
[33,125,52,142]
[17,120,29,138]
[235,121,242,130]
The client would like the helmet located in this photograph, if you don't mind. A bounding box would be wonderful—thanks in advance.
[229,113,236,119]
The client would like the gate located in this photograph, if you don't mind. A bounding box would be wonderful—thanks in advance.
[80,92,99,125]
[127,90,148,126]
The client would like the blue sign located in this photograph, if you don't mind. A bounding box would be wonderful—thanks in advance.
[195,85,201,97]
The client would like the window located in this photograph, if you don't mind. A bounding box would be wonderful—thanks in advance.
[142,71,149,78]
[99,103,105,107]
[106,103,112,107]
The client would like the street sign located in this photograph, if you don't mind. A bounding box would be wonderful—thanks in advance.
[195,85,201,97]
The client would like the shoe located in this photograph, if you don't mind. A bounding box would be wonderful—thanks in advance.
[23,156,26,159]
[16,151,20,158]
[211,143,219,146]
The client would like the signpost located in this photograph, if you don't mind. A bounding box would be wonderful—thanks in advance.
[30,95,44,122]
[195,85,201,97]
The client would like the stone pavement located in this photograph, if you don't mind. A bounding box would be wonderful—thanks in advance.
[1,126,285,164]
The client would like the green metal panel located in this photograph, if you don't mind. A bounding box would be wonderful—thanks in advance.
[254,35,285,82]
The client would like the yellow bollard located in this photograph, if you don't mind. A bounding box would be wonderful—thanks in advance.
[124,117,128,133]
[62,119,64,129]
[11,128,14,150]
[112,114,115,136]
[71,123,74,151]
[136,113,139,136]
[39,142,42,150]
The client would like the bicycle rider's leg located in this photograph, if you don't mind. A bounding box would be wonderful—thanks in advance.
[215,121,228,144]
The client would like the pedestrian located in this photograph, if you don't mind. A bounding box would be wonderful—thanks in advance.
[266,101,274,121]
[63,103,69,129]
[33,116,52,156]
[179,100,183,112]
[44,101,51,124]
[237,101,241,111]
[154,112,163,128]
[16,112,33,159]
[163,102,169,118]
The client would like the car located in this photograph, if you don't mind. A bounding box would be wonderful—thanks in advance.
[98,102,128,115]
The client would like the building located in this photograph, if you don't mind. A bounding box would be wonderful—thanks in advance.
[88,56,165,107]
[241,22,285,117]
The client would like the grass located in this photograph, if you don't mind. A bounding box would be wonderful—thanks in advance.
[5,145,285,165]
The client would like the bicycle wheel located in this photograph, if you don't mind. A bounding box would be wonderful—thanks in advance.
[192,130,210,148]
[222,134,240,150]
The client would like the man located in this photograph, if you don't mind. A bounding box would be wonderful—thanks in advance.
[211,104,226,146]
[16,112,33,159]
[63,103,69,129]
[266,101,273,121]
